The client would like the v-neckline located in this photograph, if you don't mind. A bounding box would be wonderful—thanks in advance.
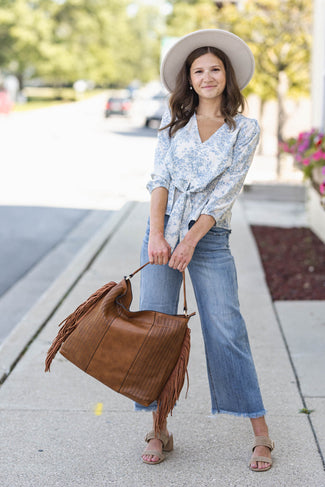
[194,112,226,145]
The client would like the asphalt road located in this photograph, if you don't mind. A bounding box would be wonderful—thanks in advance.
[0,206,88,298]
[0,94,157,343]
[0,93,157,210]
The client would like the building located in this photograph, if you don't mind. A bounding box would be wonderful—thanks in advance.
[312,0,325,130]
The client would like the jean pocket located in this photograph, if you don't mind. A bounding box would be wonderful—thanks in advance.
[209,226,231,237]
[196,227,231,253]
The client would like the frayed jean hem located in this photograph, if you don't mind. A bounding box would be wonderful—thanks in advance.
[134,403,157,412]
[211,408,267,419]
[134,400,178,413]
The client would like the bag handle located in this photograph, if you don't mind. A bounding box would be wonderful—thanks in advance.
[126,262,188,316]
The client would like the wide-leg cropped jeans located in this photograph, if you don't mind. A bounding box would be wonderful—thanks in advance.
[134,216,266,418]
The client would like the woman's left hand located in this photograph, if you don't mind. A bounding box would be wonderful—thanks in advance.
[168,240,195,272]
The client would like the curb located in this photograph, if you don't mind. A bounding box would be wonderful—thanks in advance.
[0,201,134,384]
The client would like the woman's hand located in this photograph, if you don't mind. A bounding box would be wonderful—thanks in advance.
[168,215,215,271]
[168,239,195,272]
[148,233,171,265]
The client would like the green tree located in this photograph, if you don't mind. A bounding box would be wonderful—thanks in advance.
[41,0,135,86]
[166,1,219,36]
[231,0,312,171]
[0,0,162,88]
[167,0,312,173]
[123,3,162,84]
[0,0,54,88]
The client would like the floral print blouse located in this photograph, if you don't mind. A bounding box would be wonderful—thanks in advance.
[147,110,260,250]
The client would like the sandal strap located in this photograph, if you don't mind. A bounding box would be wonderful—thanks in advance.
[252,436,274,452]
[249,455,273,466]
[144,430,170,449]
[142,449,164,461]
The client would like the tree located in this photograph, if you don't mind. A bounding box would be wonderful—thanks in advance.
[0,0,54,89]
[123,3,162,84]
[166,0,312,174]
[233,0,312,173]
[166,1,219,36]
[0,0,162,88]
[40,0,136,86]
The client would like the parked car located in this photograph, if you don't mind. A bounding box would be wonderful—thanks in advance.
[144,92,168,128]
[104,96,132,117]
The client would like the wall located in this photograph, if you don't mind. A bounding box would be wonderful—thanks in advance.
[312,0,325,130]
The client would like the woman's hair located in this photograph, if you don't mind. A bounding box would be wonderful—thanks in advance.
[162,46,245,137]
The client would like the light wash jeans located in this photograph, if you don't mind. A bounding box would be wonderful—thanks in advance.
[134,216,266,418]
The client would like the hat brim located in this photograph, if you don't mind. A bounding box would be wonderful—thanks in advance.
[160,29,255,93]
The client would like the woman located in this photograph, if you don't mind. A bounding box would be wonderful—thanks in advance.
[136,29,274,472]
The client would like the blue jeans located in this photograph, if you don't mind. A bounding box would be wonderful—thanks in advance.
[134,216,266,418]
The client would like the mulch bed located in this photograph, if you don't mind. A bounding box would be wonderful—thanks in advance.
[251,226,325,300]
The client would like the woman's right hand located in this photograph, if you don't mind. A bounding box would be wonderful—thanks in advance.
[148,233,171,265]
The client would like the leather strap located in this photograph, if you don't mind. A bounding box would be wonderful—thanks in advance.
[252,436,275,452]
[126,262,188,316]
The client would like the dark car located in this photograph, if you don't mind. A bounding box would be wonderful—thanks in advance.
[104,96,132,117]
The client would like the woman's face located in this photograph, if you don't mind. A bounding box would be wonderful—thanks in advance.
[189,52,226,101]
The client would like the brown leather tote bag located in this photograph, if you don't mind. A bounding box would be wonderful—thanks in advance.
[45,262,194,433]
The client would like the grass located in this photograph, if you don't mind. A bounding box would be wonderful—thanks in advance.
[13,88,107,112]
[13,98,71,112]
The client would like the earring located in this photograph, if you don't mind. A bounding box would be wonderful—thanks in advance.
[189,86,193,90]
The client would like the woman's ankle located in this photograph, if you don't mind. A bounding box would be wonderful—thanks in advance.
[250,417,269,437]
[152,412,168,435]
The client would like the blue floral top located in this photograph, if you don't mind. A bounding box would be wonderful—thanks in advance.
[147,110,260,250]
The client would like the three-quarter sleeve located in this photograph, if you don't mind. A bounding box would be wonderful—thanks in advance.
[146,110,172,193]
[201,119,260,223]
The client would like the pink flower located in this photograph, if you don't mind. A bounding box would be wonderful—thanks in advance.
[322,166,325,175]
[295,154,302,163]
[298,141,310,152]
[312,150,325,161]
[320,182,325,194]
[302,158,310,166]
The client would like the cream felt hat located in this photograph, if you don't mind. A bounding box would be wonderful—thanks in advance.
[161,29,255,92]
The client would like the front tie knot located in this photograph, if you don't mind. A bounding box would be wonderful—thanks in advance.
[164,186,193,251]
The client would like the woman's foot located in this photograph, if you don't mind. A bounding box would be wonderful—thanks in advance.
[249,417,274,471]
[142,434,168,464]
[250,444,272,470]
[141,412,173,465]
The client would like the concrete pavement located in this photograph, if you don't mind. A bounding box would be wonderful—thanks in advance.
[0,199,324,486]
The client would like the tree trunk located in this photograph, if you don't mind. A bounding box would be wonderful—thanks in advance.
[276,71,288,179]
[16,73,24,91]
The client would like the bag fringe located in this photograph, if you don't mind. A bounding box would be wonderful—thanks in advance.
[44,281,117,372]
[154,326,191,435]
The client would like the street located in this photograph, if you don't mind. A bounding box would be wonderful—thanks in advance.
[0,94,156,343]
[0,92,156,209]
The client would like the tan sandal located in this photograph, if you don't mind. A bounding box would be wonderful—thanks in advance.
[249,436,274,472]
[141,430,174,465]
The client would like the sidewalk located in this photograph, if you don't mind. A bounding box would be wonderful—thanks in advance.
[0,200,324,487]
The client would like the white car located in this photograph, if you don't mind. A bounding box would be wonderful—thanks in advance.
[144,92,168,128]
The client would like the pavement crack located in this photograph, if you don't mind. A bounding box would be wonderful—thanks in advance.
[273,302,325,471]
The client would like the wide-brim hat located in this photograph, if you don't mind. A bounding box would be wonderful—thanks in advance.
[161,29,255,92]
